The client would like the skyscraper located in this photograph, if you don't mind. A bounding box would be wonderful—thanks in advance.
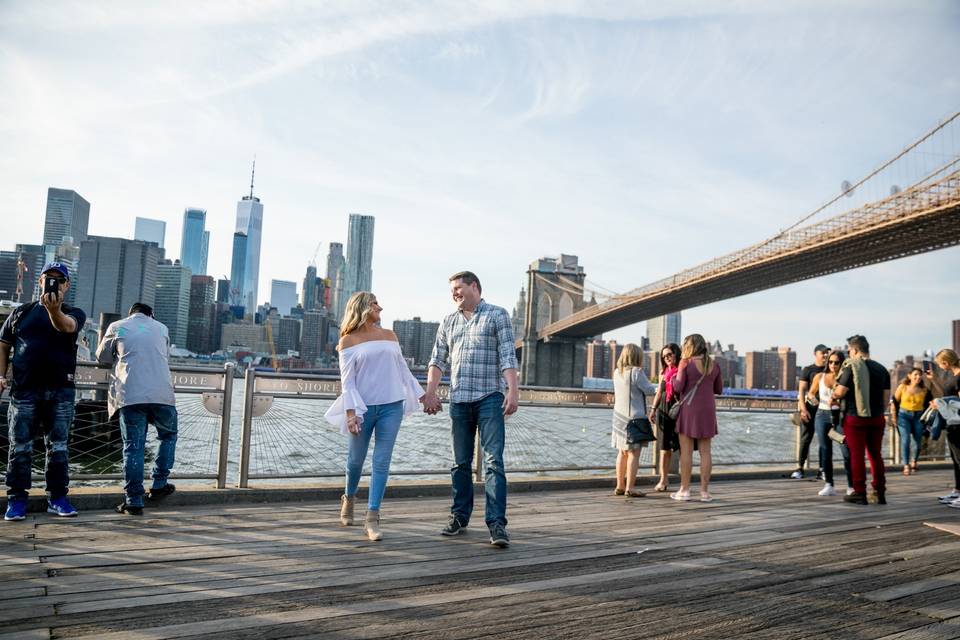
[270,279,298,316]
[180,208,209,276]
[646,312,682,354]
[229,232,248,309]
[43,188,90,246]
[216,278,231,304]
[954,319,960,354]
[154,260,192,348]
[339,215,374,321]
[325,242,345,317]
[393,317,440,366]
[234,162,263,314]
[301,310,330,364]
[302,265,318,311]
[75,237,161,326]
[134,217,166,249]
[187,275,216,354]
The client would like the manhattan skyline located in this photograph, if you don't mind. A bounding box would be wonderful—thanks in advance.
[3,1,959,367]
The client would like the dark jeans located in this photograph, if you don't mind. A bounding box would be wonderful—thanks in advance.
[947,424,960,491]
[118,404,178,507]
[798,405,817,469]
[450,392,507,528]
[6,387,75,500]
[814,409,851,487]
[843,415,886,495]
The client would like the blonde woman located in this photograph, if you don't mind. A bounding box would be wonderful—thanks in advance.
[611,344,657,497]
[671,334,723,503]
[324,292,425,541]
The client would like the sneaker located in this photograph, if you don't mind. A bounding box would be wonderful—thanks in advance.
[846,487,855,496]
[816,470,824,481]
[947,500,960,509]
[4,498,27,521]
[938,490,960,503]
[147,483,176,501]
[47,497,78,517]
[489,524,510,548]
[441,515,467,536]
[115,503,143,516]
[843,492,868,505]
[789,470,803,480]
[818,483,837,497]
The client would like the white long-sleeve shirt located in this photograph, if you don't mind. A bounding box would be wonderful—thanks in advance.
[324,340,425,434]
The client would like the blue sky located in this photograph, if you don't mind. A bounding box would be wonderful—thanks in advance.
[2,1,958,366]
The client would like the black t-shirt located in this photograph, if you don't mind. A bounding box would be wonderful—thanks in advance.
[836,359,891,418]
[799,364,825,390]
[0,302,86,395]
[940,370,959,397]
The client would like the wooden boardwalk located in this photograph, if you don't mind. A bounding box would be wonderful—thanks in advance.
[2,471,960,639]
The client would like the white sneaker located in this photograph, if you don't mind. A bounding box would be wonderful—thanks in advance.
[818,483,837,497]
[790,470,803,480]
[938,491,960,504]
[947,499,960,509]
[846,487,855,496]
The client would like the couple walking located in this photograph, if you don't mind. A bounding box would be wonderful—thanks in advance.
[324,271,519,547]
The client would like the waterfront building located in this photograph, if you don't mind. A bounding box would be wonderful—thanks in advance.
[393,317,440,366]
[220,322,272,354]
[209,302,233,352]
[745,346,797,390]
[180,208,210,276]
[154,260,192,348]
[270,280,298,317]
[584,339,624,380]
[216,278,230,304]
[43,188,89,247]
[339,215,374,322]
[234,163,263,314]
[266,312,300,355]
[134,217,166,249]
[75,236,161,327]
[646,312,682,355]
[325,242,345,319]
[301,310,331,365]
[187,275,216,354]
[229,232,247,310]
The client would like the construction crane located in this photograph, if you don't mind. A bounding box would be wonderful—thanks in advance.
[310,241,322,267]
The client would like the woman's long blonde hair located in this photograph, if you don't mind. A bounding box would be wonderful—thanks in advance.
[680,333,711,373]
[616,343,643,374]
[340,291,376,337]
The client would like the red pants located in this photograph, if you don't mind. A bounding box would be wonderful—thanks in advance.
[843,415,886,494]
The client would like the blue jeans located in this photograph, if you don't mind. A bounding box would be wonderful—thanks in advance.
[345,400,403,511]
[119,404,178,507]
[6,387,74,500]
[897,409,924,465]
[450,392,507,528]
[814,408,852,487]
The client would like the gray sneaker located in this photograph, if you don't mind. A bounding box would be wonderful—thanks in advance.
[441,515,467,536]
[489,523,510,548]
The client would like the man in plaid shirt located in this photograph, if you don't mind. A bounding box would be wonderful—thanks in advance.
[424,271,519,548]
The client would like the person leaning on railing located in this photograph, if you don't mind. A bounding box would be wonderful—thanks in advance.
[926,349,960,508]
[0,262,86,521]
[324,292,425,542]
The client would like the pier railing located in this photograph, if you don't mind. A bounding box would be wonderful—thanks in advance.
[0,364,943,488]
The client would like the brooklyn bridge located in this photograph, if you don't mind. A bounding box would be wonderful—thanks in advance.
[518,111,960,386]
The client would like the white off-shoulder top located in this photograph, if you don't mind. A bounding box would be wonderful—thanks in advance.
[324,340,425,434]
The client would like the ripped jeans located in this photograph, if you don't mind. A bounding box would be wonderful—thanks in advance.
[6,387,75,500]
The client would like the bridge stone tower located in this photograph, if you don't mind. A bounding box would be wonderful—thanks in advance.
[520,255,592,387]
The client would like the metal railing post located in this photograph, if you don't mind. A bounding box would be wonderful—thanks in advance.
[474,431,483,483]
[216,362,235,489]
[237,367,256,488]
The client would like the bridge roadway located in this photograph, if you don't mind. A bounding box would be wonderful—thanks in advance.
[2,470,960,639]
[541,172,960,339]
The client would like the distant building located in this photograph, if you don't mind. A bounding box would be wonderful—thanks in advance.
[393,317,440,366]
[646,313,681,354]
[301,265,318,311]
[154,260,192,348]
[234,163,263,313]
[301,310,331,364]
[220,322,272,354]
[745,346,797,390]
[584,339,624,380]
[43,188,89,246]
[270,280,298,317]
[512,288,526,341]
[180,208,210,276]
[269,315,301,354]
[187,275,216,354]
[954,319,960,354]
[339,214,374,321]
[326,242,345,319]
[134,217,166,249]
[75,236,162,327]
[229,231,247,310]
[216,278,231,304]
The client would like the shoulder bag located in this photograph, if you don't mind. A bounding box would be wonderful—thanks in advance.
[668,362,708,420]
[625,371,656,445]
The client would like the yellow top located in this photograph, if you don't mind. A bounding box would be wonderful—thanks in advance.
[897,385,926,412]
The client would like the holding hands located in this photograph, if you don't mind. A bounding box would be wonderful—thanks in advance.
[422,391,442,415]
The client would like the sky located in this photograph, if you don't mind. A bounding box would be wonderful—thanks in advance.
[2,0,958,367]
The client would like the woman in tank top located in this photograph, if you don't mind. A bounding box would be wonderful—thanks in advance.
[892,367,931,475]
[807,350,851,496]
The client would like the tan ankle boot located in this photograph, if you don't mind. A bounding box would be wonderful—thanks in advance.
[364,509,382,541]
[339,495,355,526]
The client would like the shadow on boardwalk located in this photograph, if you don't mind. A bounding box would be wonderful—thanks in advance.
[2,471,960,639]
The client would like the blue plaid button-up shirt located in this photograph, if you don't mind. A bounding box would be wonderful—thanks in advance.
[428,299,519,403]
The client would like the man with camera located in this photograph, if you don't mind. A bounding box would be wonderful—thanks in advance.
[96,302,178,515]
[0,262,86,521]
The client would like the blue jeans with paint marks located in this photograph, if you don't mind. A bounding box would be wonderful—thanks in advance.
[5,387,75,499]
[119,404,179,507]
[345,400,404,511]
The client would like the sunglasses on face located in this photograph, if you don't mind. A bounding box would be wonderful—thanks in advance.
[662,353,674,360]
[828,360,841,365]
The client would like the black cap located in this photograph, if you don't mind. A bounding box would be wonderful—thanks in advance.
[814,344,829,354]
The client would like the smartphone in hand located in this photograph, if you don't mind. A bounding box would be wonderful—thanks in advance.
[43,276,60,300]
